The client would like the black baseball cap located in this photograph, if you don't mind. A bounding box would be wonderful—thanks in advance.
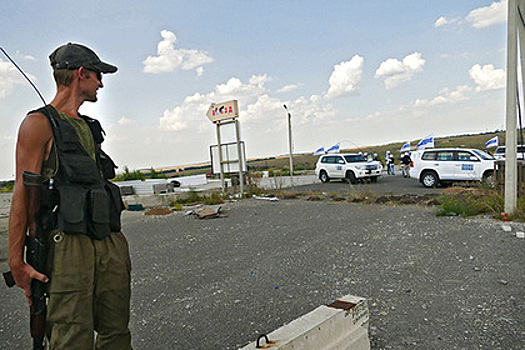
[49,43,118,73]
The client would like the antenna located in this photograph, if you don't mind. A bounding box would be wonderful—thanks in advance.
[0,47,46,105]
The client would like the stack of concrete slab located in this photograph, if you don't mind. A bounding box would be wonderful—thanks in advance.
[114,174,208,196]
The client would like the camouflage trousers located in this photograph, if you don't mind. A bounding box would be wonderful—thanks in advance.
[45,230,132,350]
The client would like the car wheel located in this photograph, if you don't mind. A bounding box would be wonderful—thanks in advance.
[483,171,494,188]
[319,171,330,183]
[371,176,378,183]
[421,171,439,188]
[346,171,357,184]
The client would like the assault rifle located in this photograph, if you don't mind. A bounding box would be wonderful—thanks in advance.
[1,48,49,349]
[3,171,48,350]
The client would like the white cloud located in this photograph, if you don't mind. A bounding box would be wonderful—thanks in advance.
[117,116,135,126]
[375,52,425,90]
[292,95,337,125]
[469,64,505,91]
[143,30,213,75]
[159,72,336,136]
[0,58,37,99]
[466,0,507,28]
[413,85,472,107]
[160,106,187,131]
[324,55,364,99]
[214,76,268,99]
[249,74,271,87]
[159,76,268,131]
[240,94,283,123]
[434,16,449,27]
[433,16,462,29]
[277,84,300,93]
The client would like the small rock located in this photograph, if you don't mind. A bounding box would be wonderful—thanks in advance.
[516,232,525,238]
[498,279,509,285]
[501,225,512,232]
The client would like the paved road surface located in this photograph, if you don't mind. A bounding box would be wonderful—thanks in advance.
[1,196,524,349]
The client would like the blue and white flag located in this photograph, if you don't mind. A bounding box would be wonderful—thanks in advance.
[417,134,434,150]
[313,146,325,155]
[485,136,498,148]
[326,143,340,154]
[400,141,410,152]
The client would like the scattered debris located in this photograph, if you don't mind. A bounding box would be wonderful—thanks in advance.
[501,225,512,232]
[425,198,441,206]
[185,205,226,219]
[145,207,173,216]
[498,279,509,285]
[516,232,525,238]
[127,204,144,211]
[441,187,482,197]
[253,195,279,201]
[375,196,389,204]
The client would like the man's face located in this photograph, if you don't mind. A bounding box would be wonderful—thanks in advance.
[80,67,103,102]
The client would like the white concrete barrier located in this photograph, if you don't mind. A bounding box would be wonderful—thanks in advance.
[115,174,208,195]
[239,294,370,350]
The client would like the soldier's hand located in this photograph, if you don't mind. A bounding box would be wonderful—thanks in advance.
[11,263,48,305]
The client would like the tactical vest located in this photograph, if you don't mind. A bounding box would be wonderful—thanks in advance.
[33,105,123,240]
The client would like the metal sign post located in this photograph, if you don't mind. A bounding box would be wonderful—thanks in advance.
[206,100,245,195]
[215,122,225,190]
[283,105,294,188]
[235,118,245,195]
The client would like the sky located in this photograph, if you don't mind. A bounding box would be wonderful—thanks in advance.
[0,0,509,180]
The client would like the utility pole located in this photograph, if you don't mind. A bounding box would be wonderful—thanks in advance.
[283,104,294,188]
[505,0,520,214]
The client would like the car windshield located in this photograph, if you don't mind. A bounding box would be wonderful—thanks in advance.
[471,149,494,160]
[494,147,505,154]
[344,155,367,162]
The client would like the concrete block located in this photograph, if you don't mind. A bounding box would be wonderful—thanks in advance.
[239,294,370,350]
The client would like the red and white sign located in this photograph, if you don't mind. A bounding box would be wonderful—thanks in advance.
[206,100,239,123]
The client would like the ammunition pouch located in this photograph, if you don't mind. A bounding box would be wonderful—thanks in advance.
[99,148,117,180]
[57,185,113,240]
[40,184,58,231]
[59,141,101,185]
[105,180,124,231]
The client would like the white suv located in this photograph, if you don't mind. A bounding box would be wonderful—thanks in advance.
[409,148,494,188]
[493,145,525,160]
[315,154,382,184]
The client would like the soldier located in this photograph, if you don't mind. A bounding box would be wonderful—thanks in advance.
[8,43,132,349]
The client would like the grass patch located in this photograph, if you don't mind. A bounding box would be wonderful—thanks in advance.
[436,185,507,219]
[170,189,224,210]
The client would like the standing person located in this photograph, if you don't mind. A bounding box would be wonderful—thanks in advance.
[7,43,131,349]
[385,151,391,175]
[401,152,412,178]
[389,153,395,175]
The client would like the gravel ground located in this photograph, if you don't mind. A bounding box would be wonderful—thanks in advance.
[1,196,524,349]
